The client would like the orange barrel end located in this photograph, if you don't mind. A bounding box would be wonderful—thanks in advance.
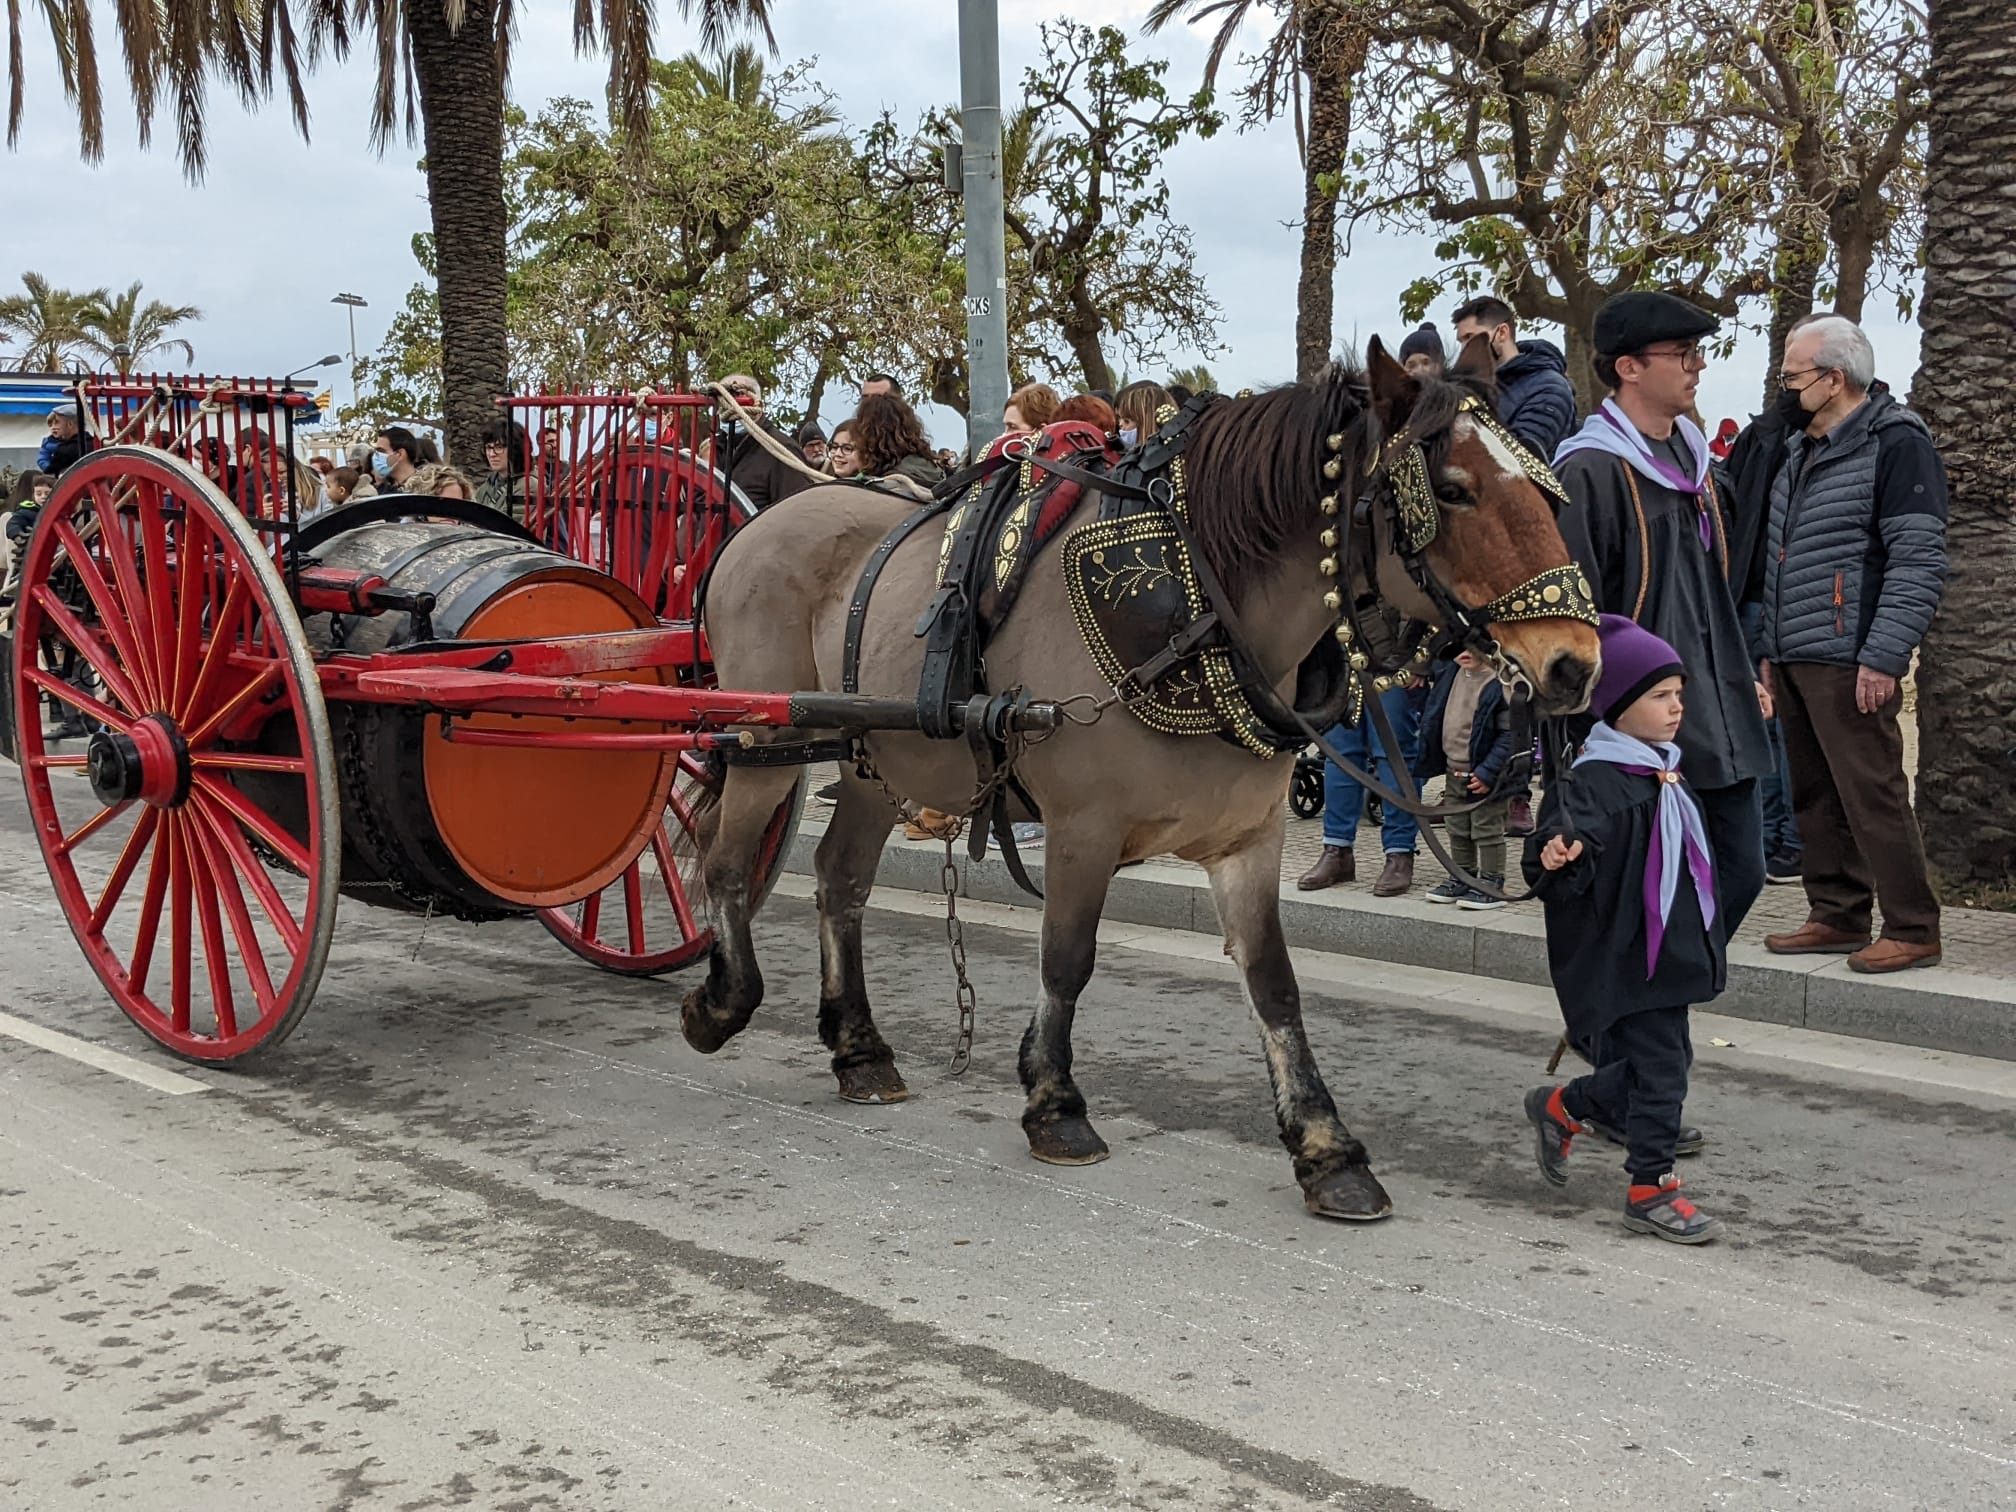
[422,567,673,907]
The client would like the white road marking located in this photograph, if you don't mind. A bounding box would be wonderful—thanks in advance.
[0,1009,212,1095]
[766,873,2016,1104]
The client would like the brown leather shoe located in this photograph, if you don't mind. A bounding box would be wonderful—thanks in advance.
[1763,921,1870,955]
[1372,852,1415,897]
[1297,845,1355,891]
[903,807,960,842]
[1847,937,1943,974]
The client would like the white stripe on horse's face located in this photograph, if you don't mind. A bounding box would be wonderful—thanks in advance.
[1456,411,1527,494]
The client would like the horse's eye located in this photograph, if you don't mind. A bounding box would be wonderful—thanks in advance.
[1435,482,1469,506]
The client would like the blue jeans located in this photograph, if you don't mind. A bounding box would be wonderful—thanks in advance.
[1320,687,1420,854]
[1760,713,1801,857]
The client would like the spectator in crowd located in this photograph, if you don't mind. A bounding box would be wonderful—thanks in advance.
[1052,394,1117,435]
[478,418,531,521]
[1416,649,1516,909]
[405,462,478,501]
[309,455,336,479]
[1756,315,1947,974]
[1398,323,1447,381]
[324,465,372,506]
[853,394,944,489]
[795,420,828,470]
[1450,295,1578,458]
[38,407,94,477]
[1297,684,1424,896]
[1003,383,1061,434]
[860,373,901,402]
[346,442,374,474]
[827,420,862,477]
[1166,381,1196,404]
[711,374,817,511]
[1113,381,1175,446]
[196,436,236,495]
[1553,292,1771,934]
[2,470,56,602]
[415,434,443,466]
[373,427,423,494]
[1522,615,1724,1245]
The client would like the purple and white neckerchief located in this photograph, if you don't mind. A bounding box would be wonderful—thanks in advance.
[1553,399,1716,550]
[1573,722,1717,978]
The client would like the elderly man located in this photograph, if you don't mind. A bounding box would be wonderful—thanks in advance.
[1552,292,1773,933]
[1758,316,1947,973]
[711,374,815,511]
[37,407,93,477]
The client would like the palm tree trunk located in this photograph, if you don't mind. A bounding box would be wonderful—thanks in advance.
[408,0,510,467]
[1911,0,2016,887]
[1295,6,1364,382]
[1762,233,1822,414]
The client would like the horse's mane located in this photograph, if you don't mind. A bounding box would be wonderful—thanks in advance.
[1182,359,1495,603]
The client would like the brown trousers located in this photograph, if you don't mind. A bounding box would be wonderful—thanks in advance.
[1773,661,1940,943]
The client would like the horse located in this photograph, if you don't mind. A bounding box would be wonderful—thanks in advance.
[683,338,1601,1221]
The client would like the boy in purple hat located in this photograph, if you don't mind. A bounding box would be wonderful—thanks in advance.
[1522,614,1724,1244]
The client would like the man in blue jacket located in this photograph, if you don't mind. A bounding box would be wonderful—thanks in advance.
[1758,316,1947,974]
[1452,296,1578,458]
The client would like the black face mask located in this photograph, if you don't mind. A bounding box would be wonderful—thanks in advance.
[1774,386,1815,431]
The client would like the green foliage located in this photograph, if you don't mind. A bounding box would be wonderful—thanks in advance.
[0,273,105,371]
[78,282,201,375]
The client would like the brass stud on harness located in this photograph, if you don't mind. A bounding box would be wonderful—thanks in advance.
[1319,556,1338,578]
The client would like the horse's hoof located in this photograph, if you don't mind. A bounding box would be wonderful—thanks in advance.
[836,1060,910,1104]
[1027,1116,1110,1166]
[680,990,735,1055]
[1303,1165,1394,1222]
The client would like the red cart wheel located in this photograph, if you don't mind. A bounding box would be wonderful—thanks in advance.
[537,754,801,976]
[10,448,340,1062]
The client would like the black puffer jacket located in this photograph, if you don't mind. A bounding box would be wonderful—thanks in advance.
[1494,340,1577,459]
[1760,389,1947,677]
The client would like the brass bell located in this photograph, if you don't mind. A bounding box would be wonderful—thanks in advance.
[1373,675,1391,693]
[1320,494,1339,516]
[1323,590,1343,612]
[1319,556,1338,577]
[1327,432,1345,453]
[1319,527,1339,550]
[1349,651,1369,671]
[1333,623,1353,644]
[1323,458,1342,481]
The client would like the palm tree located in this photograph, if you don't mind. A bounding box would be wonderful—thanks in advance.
[79,282,201,375]
[1168,363,1217,393]
[1911,0,2016,888]
[0,273,103,371]
[17,0,771,461]
[1146,0,1365,382]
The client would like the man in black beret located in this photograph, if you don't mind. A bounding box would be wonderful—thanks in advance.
[1551,291,1772,950]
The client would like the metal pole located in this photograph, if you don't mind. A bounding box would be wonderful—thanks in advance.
[958,0,1011,454]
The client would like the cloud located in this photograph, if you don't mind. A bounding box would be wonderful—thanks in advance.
[4,2,1920,442]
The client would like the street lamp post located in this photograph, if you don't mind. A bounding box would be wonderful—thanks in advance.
[958,0,1011,454]
[331,293,368,409]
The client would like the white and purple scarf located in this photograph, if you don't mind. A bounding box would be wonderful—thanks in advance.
[1554,399,1715,549]
[1574,722,1717,978]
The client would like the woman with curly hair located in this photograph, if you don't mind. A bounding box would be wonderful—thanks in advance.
[1003,382,1060,434]
[853,394,944,488]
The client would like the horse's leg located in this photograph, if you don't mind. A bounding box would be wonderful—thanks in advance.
[1020,826,1122,1166]
[1204,830,1393,1221]
[680,765,797,1055]
[816,777,908,1104]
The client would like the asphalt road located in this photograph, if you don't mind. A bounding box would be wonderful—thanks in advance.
[2,786,2014,1512]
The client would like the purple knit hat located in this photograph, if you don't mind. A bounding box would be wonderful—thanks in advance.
[1592,613,1684,725]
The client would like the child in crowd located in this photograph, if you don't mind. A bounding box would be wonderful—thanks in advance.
[1416,649,1516,908]
[2,470,57,603]
[1523,615,1725,1245]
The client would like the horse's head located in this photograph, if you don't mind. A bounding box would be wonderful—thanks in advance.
[1362,335,1600,714]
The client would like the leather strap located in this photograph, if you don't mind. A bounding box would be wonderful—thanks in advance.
[842,500,944,694]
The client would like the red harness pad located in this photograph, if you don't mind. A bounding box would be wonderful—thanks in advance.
[978,420,1116,554]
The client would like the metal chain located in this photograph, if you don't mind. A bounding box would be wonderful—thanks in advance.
[941,848,977,1074]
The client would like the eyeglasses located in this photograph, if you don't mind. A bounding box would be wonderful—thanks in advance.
[1777,365,1835,391]
[831,442,858,455]
[483,439,508,450]
[1635,343,1707,370]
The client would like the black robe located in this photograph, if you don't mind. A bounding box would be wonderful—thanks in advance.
[1554,446,1770,791]
[1520,762,1727,1040]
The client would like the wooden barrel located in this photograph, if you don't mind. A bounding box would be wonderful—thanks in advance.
[287,520,675,918]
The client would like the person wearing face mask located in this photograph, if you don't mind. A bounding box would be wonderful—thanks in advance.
[1751,316,1947,975]
[1552,292,1772,938]
[372,427,422,494]
[1112,380,1174,449]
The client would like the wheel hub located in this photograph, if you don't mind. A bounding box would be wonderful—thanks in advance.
[89,715,191,809]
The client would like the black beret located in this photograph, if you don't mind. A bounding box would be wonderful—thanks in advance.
[1592,292,1719,357]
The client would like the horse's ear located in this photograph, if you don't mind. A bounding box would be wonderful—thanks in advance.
[1454,331,1497,385]
[1366,336,1420,434]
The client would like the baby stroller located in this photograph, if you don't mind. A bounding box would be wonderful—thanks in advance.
[1288,746,1382,826]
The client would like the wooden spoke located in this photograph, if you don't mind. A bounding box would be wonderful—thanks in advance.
[58,801,133,858]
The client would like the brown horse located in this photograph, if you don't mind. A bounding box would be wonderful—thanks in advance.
[686,340,1599,1220]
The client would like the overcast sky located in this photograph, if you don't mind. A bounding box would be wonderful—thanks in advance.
[8,0,1921,445]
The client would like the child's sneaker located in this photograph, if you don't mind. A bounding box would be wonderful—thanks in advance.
[1457,874,1506,910]
[1426,876,1468,905]
[1523,1085,1585,1186]
[1623,1174,1720,1244]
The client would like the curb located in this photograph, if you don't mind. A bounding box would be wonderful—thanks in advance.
[783,821,2016,1065]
